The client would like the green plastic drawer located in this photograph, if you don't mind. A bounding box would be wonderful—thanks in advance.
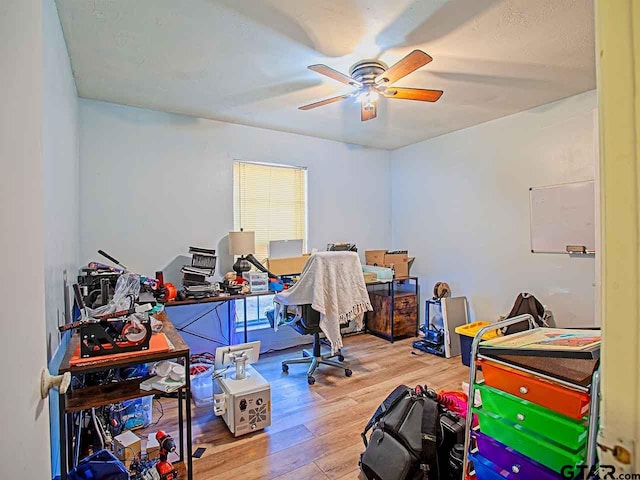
[474,407,586,473]
[477,384,588,450]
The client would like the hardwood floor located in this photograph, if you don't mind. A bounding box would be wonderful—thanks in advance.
[145,334,469,480]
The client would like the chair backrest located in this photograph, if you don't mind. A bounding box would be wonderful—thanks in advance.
[292,305,322,335]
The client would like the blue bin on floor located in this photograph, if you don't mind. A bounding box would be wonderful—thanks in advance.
[67,449,129,480]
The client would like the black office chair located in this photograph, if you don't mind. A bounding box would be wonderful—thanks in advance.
[276,305,353,385]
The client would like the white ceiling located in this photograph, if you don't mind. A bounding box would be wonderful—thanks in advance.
[55,0,595,150]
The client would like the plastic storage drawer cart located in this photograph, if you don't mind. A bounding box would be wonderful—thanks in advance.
[461,315,600,480]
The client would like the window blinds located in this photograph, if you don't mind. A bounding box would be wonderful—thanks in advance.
[233,162,307,261]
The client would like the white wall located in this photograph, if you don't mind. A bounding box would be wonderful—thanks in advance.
[391,91,597,328]
[43,1,79,476]
[78,99,391,284]
[0,1,52,478]
[43,0,79,360]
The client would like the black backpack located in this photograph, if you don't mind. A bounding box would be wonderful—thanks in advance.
[503,292,546,334]
[359,385,441,480]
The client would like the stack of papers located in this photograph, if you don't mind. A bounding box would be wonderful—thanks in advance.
[479,328,601,359]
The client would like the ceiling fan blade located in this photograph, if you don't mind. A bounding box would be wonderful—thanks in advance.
[383,87,443,102]
[376,50,433,85]
[308,64,361,87]
[361,102,377,122]
[298,94,350,110]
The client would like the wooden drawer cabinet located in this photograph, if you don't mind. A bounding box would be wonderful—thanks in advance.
[366,291,418,340]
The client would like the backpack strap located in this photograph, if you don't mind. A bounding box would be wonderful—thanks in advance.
[420,395,440,479]
[526,296,540,326]
[361,385,410,447]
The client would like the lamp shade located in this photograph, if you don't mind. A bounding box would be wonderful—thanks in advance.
[229,231,255,256]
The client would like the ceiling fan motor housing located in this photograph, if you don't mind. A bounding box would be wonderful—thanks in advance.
[349,59,388,86]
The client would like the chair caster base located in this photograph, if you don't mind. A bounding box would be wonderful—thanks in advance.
[307,376,315,385]
[282,363,289,373]
[345,368,353,377]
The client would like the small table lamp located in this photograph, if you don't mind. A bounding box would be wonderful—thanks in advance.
[229,230,255,277]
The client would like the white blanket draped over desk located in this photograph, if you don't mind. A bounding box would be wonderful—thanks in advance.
[274,251,373,353]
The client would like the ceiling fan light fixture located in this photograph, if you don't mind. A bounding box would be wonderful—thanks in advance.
[356,88,379,104]
[300,50,441,121]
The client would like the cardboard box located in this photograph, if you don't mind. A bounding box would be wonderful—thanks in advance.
[365,250,414,278]
[145,433,159,460]
[114,430,141,467]
[384,253,415,278]
[388,257,415,278]
[365,250,387,267]
[384,252,407,268]
[266,254,310,276]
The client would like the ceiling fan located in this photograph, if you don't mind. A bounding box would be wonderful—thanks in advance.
[299,50,443,121]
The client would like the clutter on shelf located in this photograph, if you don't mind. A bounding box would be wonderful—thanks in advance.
[77,249,177,307]
[364,249,415,278]
[140,360,186,393]
[220,271,250,295]
[242,271,269,293]
[127,430,179,480]
[179,246,220,299]
[114,430,141,468]
[63,270,172,360]
[362,264,393,281]
[327,242,357,252]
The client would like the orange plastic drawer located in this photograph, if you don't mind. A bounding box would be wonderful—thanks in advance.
[479,359,590,420]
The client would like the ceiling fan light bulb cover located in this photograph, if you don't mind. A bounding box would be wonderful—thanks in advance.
[357,89,379,104]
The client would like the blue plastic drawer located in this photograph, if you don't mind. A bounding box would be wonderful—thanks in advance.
[468,452,510,480]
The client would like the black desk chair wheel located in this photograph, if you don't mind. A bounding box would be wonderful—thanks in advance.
[275,305,352,385]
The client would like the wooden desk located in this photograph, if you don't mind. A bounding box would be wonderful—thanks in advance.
[365,276,419,342]
[167,290,275,307]
[165,290,276,345]
[58,312,193,480]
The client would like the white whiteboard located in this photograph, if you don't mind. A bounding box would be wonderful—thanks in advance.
[529,180,595,253]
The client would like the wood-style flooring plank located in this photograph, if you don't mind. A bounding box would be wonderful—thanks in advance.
[334,468,365,480]
[272,462,330,480]
[137,333,468,480]
[314,442,367,479]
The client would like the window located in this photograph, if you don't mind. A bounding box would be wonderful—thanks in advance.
[233,161,308,328]
[233,161,307,261]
